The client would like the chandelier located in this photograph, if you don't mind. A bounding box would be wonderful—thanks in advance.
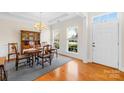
[34,12,47,31]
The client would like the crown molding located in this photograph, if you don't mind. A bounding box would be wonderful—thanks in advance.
[0,12,37,23]
[0,12,87,25]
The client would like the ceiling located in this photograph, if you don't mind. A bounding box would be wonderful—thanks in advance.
[0,12,86,25]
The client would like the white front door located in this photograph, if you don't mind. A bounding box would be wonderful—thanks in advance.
[92,13,119,68]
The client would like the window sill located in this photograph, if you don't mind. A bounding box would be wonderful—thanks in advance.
[66,51,79,55]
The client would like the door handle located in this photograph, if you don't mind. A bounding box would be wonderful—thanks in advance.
[92,45,95,47]
[92,42,95,44]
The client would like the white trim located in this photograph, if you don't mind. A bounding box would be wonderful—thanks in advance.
[66,51,79,54]
[83,60,88,63]
[66,26,79,53]
[120,67,124,72]
[82,15,88,63]
[91,12,119,24]
[118,13,122,71]
[91,12,120,69]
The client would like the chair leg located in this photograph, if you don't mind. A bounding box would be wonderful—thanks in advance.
[28,56,33,67]
[2,66,7,81]
[15,60,18,71]
[41,58,44,68]
[37,58,41,65]
[32,55,34,67]
[27,58,30,66]
[49,57,51,65]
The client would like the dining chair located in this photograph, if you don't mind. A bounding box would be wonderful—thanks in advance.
[34,43,42,65]
[13,45,31,71]
[51,43,58,58]
[8,43,18,61]
[41,42,47,47]
[38,45,54,68]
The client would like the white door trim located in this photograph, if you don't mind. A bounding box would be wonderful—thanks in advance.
[118,13,123,71]
[91,12,120,69]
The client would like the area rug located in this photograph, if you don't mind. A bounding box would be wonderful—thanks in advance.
[5,55,73,81]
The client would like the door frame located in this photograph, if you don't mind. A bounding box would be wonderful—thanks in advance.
[118,13,122,71]
[91,12,121,69]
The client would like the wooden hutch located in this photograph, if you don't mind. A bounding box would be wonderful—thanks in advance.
[21,30,40,53]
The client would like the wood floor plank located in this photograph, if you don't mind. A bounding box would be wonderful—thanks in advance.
[35,59,124,81]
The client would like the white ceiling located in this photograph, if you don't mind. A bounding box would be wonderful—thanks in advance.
[0,12,86,25]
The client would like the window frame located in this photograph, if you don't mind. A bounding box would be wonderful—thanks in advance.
[92,12,118,24]
[66,26,78,53]
[53,31,60,49]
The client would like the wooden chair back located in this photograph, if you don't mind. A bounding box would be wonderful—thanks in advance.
[8,43,18,54]
[35,43,41,49]
[41,42,47,47]
[43,45,52,55]
[11,45,20,60]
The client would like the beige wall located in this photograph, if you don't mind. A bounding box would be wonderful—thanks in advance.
[0,14,36,57]
[40,29,50,44]
[50,16,88,61]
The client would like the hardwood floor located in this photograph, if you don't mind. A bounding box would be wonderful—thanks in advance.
[35,59,124,81]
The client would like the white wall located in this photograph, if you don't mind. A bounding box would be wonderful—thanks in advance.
[50,16,88,61]
[0,13,36,58]
[40,29,50,44]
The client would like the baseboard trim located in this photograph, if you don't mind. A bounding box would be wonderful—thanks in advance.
[59,53,84,62]
[119,67,124,72]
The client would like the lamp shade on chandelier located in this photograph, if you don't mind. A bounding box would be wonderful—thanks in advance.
[34,12,47,31]
[34,22,47,31]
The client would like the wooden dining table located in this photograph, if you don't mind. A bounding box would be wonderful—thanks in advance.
[23,47,43,66]
[22,46,57,67]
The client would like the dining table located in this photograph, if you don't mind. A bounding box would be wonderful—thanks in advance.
[23,47,43,66]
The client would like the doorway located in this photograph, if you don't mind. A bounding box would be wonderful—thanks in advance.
[92,12,119,68]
